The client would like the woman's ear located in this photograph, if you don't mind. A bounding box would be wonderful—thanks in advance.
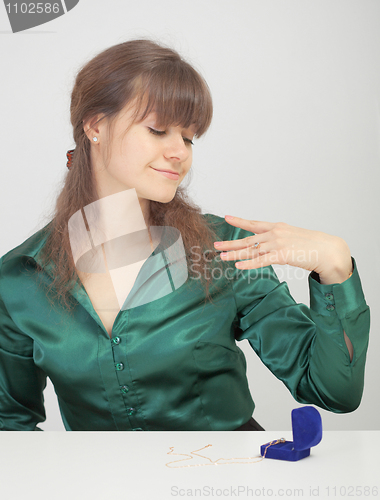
[83,114,106,141]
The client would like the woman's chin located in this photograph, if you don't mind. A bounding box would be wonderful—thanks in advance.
[148,191,177,204]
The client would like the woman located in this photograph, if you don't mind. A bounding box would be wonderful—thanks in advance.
[0,39,370,431]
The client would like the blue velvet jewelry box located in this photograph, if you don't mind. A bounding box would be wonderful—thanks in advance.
[260,406,323,461]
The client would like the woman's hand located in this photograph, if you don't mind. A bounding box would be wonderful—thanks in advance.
[214,216,353,285]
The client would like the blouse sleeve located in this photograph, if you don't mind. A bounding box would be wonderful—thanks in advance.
[231,241,370,413]
[0,261,47,431]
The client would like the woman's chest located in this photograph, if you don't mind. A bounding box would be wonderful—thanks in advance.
[77,259,147,338]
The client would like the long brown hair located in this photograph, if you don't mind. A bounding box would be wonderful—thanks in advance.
[35,38,228,315]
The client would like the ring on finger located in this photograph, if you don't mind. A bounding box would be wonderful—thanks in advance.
[252,242,260,250]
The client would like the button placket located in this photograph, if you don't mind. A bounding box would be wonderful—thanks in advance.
[111,336,124,370]
[112,341,143,429]
[111,335,131,403]
[109,333,144,430]
[119,382,140,422]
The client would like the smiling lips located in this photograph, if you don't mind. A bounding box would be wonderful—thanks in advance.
[151,167,180,180]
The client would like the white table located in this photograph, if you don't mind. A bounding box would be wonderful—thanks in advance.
[0,431,378,500]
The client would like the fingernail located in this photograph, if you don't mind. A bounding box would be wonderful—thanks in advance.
[225,216,234,220]
[214,242,222,247]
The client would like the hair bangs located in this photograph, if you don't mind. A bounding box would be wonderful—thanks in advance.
[133,62,213,138]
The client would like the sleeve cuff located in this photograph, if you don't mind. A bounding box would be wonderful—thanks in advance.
[308,257,366,320]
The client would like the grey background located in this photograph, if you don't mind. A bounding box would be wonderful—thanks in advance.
[0,0,379,431]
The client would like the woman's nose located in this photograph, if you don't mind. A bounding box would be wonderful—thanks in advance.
[163,133,191,162]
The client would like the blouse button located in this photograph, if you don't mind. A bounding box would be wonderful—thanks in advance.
[126,408,135,416]
[120,385,129,394]
[326,304,335,311]
[111,337,121,345]
[325,292,334,301]
[115,362,124,371]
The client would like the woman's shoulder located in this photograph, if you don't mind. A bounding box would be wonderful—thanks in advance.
[202,213,255,242]
[202,213,230,236]
[0,221,52,276]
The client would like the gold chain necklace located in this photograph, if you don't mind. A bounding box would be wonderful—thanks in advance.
[165,438,286,468]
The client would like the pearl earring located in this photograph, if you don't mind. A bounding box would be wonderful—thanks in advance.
[93,137,98,142]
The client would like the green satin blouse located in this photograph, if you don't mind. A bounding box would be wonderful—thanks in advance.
[0,213,370,431]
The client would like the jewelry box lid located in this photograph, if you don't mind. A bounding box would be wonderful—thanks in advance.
[291,406,323,451]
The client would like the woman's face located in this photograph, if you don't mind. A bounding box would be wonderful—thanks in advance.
[88,103,196,216]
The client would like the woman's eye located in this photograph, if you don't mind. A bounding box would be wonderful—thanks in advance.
[148,127,166,136]
[148,127,194,146]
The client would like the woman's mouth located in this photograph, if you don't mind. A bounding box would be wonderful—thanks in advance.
[151,168,180,180]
